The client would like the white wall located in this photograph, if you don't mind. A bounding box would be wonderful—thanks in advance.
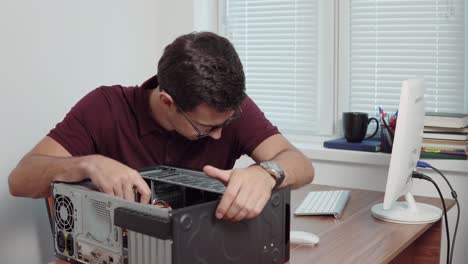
[0,1,194,263]
[154,1,195,60]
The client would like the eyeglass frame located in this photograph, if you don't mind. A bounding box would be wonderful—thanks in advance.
[175,104,242,138]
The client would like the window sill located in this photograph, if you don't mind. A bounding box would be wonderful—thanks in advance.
[296,143,468,174]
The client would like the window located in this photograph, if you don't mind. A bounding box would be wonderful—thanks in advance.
[340,0,466,116]
[222,0,334,141]
[222,0,466,141]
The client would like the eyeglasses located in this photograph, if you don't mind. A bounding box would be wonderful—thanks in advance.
[176,104,242,138]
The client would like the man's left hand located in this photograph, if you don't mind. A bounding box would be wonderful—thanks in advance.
[203,164,276,222]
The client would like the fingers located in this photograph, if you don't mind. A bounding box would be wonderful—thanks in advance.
[231,188,252,222]
[216,169,273,222]
[232,208,249,222]
[119,172,150,204]
[93,170,150,204]
[122,181,134,202]
[203,165,231,184]
[98,173,131,201]
[216,178,242,219]
[86,156,151,204]
[230,185,269,221]
[113,184,124,200]
[133,176,151,204]
[99,181,114,196]
[247,193,270,219]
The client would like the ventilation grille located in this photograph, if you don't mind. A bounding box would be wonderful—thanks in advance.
[90,199,111,224]
[86,198,112,243]
[54,195,74,232]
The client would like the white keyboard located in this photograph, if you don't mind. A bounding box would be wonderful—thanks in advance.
[294,190,351,219]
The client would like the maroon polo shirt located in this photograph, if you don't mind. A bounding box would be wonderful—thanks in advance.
[48,75,279,171]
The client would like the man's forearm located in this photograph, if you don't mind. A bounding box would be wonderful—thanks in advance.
[271,148,314,189]
[8,155,89,198]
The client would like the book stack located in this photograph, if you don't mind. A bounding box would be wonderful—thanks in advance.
[421,112,468,160]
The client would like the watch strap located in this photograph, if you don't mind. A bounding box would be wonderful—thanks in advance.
[259,161,285,190]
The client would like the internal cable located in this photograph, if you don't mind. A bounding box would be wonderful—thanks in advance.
[418,161,460,264]
[151,199,172,209]
[412,171,450,264]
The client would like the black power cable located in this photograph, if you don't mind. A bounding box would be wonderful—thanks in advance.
[417,160,461,264]
[412,171,450,264]
[427,165,461,264]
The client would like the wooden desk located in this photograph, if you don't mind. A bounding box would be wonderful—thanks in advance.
[50,184,454,264]
[290,184,454,264]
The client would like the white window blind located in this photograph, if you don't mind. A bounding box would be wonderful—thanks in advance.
[349,0,466,114]
[224,0,320,135]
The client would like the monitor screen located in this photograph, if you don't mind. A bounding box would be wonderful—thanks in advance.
[371,79,442,224]
[383,79,425,209]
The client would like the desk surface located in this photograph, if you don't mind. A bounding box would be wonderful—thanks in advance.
[50,184,454,264]
[290,184,454,264]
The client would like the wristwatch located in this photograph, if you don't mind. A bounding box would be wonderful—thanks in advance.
[259,161,285,190]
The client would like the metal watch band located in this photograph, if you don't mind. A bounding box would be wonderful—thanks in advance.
[259,161,286,190]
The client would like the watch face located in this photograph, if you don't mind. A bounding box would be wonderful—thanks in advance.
[267,161,281,173]
[260,161,283,177]
[260,161,286,189]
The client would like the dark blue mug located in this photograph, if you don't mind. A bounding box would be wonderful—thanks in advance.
[343,112,379,142]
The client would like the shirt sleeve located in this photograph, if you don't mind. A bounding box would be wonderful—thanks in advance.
[47,87,111,156]
[233,96,280,156]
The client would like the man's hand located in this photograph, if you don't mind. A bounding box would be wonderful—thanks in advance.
[203,165,275,222]
[82,155,151,204]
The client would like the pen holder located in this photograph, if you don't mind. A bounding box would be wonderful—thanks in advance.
[380,124,393,153]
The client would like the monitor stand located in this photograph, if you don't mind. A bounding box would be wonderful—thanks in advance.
[371,192,442,224]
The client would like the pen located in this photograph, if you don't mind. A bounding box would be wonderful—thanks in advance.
[389,110,398,130]
[378,106,386,119]
[379,106,394,140]
[389,115,397,130]
[382,125,393,150]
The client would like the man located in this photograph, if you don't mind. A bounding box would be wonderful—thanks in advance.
[9,32,314,222]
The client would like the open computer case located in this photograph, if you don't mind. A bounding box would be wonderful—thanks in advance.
[48,165,290,264]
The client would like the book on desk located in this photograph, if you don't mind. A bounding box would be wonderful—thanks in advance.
[323,138,381,152]
[420,151,467,160]
[422,131,468,141]
[424,112,468,128]
[424,126,468,134]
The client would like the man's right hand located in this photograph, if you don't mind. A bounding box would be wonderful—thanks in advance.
[8,136,151,204]
[82,155,151,204]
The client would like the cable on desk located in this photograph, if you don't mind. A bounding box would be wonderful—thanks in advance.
[419,162,460,264]
[412,171,450,264]
[417,161,460,264]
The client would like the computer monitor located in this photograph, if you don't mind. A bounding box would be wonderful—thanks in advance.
[371,79,442,224]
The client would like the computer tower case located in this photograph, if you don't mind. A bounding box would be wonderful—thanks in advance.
[50,165,291,264]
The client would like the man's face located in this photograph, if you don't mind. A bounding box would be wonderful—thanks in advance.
[171,102,239,140]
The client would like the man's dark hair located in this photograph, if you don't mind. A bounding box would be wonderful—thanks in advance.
[157,32,246,112]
